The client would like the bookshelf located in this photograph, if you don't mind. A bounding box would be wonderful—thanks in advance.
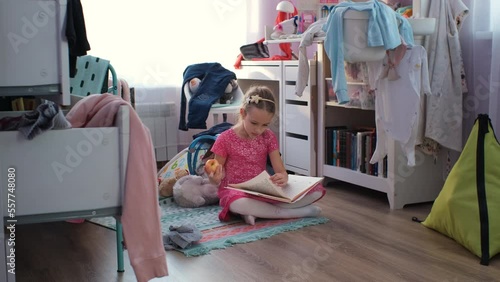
[317,42,445,209]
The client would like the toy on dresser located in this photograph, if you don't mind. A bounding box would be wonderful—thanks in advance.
[188,77,239,105]
[271,16,300,39]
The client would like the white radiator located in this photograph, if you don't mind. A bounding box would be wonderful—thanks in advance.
[135,102,178,162]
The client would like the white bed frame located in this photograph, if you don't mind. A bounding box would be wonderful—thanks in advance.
[0,106,130,281]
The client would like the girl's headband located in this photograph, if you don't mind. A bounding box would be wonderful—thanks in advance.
[246,95,275,105]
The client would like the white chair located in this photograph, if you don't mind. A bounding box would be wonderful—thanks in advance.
[183,82,244,124]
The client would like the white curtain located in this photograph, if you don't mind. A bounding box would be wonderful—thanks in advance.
[461,0,500,137]
[489,0,500,134]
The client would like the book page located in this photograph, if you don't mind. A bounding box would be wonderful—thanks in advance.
[229,171,287,198]
[228,171,324,202]
[280,175,323,201]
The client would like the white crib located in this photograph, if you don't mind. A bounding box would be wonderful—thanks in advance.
[0,106,130,281]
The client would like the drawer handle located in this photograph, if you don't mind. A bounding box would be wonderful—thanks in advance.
[286,132,308,140]
[285,100,308,106]
[285,81,296,86]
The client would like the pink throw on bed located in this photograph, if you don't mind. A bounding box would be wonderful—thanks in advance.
[66,94,168,282]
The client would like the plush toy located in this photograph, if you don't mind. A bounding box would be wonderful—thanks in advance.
[188,77,202,94]
[188,78,238,105]
[173,175,219,208]
[271,16,299,39]
[158,168,189,198]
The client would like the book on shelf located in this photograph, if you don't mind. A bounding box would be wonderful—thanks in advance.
[324,126,387,177]
[325,126,347,166]
[371,133,378,176]
[325,128,333,165]
[357,131,371,173]
[10,97,37,111]
[226,171,323,203]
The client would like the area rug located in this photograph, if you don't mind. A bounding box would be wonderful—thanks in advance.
[88,198,329,257]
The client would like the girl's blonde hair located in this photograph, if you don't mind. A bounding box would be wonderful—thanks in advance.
[241,85,276,116]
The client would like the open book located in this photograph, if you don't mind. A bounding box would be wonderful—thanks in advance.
[226,171,323,203]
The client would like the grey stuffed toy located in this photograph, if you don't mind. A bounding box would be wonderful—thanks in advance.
[173,175,219,208]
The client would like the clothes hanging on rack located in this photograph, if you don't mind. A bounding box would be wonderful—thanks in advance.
[322,0,414,104]
[379,40,408,81]
[296,17,327,97]
[423,0,469,152]
[368,45,434,166]
[66,0,91,77]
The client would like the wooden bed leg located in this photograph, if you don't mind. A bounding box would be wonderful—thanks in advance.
[116,219,125,272]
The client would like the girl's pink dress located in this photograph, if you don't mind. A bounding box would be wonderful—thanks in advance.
[211,128,325,221]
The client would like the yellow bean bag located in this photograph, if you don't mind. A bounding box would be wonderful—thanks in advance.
[422,114,500,265]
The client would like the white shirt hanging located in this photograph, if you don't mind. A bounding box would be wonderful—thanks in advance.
[368,45,435,166]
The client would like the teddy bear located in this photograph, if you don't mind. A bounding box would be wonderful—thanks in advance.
[188,77,238,105]
[158,168,190,198]
[173,175,219,208]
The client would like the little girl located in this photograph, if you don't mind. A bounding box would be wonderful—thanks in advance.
[208,85,325,225]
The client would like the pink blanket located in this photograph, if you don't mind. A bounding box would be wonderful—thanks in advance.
[66,94,168,282]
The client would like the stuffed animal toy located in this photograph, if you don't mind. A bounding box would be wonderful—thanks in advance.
[188,77,202,94]
[220,79,239,104]
[188,78,238,105]
[271,16,299,39]
[173,175,219,208]
[158,168,189,198]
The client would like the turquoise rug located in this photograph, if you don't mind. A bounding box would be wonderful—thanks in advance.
[89,198,329,257]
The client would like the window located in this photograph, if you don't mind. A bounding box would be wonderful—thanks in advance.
[82,0,248,86]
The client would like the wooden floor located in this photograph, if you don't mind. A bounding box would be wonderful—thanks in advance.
[13,182,500,282]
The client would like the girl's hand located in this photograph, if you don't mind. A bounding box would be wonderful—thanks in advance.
[208,164,224,185]
[270,172,288,187]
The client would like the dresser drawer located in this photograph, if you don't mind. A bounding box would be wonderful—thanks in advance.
[284,65,299,81]
[284,135,310,171]
[235,64,281,81]
[284,104,310,136]
[284,83,310,102]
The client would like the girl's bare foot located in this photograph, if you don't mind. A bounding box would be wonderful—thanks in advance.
[242,214,256,225]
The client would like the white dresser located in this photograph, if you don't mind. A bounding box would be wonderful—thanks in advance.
[234,60,317,176]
